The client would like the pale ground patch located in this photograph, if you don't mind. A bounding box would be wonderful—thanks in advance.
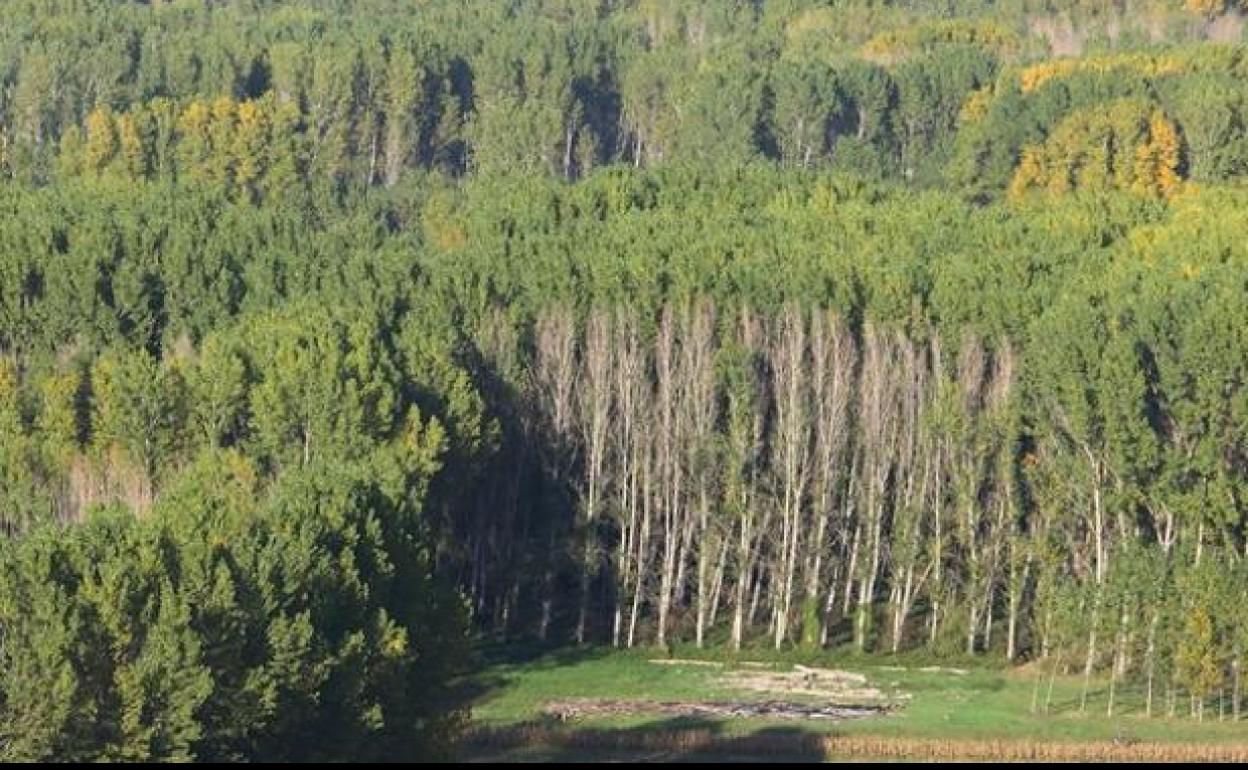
[542,697,892,721]
[538,661,907,722]
[719,663,900,704]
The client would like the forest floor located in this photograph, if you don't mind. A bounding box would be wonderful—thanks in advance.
[458,645,1248,762]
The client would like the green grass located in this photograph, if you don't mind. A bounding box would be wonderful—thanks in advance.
[466,645,1248,746]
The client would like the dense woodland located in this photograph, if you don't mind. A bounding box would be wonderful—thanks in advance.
[4,0,1248,760]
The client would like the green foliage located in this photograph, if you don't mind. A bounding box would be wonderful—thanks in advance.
[91,348,186,483]
[5,3,1248,757]
[0,451,467,762]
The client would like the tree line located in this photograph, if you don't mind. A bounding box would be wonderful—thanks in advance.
[4,1,1248,194]
[471,291,1248,720]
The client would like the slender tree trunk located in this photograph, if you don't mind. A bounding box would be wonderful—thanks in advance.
[892,565,915,654]
[732,517,752,651]
[1081,624,1098,714]
[1044,648,1063,714]
[575,310,612,644]
[539,564,554,641]
[843,521,861,626]
[1234,657,1241,721]
[1030,651,1044,714]
[1145,609,1159,717]
[627,495,648,648]
[708,534,729,630]
[770,305,810,650]
[654,309,678,647]
[695,494,711,648]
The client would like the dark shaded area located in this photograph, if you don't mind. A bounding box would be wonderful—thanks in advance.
[460,717,830,763]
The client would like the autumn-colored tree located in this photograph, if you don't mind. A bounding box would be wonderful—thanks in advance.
[83,108,118,174]
[1009,101,1185,199]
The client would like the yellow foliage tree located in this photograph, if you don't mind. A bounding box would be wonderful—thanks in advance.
[66,94,300,196]
[207,96,237,186]
[1008,146,1046,201]
[1008,100,1184,200]
[177,99,214,179]
[1018,52,1188,94]
[863,19,1020,63]
[1185,0,1231,18]
[83,107,118,174]
[1133,111,1183,197]
[117,113,148,179]
[958,86,994,126]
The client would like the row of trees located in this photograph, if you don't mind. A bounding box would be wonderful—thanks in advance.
[496,292,1248,718]
[2,2,1247,193]
[520,303,1017,657]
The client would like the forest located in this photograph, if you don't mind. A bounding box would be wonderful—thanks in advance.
[3,0,1248,761]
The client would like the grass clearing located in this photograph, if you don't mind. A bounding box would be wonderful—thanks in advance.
[463,645,1248,759]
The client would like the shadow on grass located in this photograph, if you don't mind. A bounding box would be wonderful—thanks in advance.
[473,636,617,669]
[450,637,619,717]
[460,715,831,762]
